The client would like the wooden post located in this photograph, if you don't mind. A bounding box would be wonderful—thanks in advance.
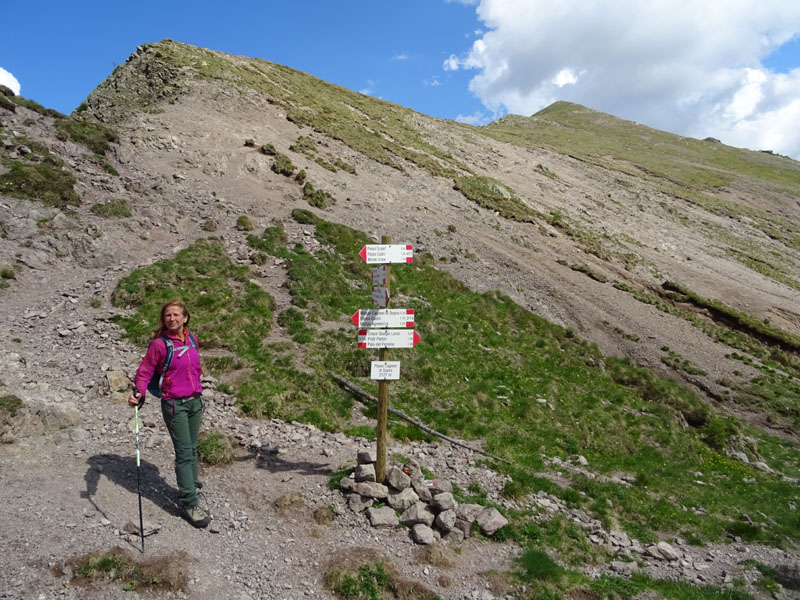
[375,234,391,484]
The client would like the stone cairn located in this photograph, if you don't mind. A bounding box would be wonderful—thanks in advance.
[339,450,508,545]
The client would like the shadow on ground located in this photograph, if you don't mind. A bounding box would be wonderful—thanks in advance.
[82,453,180,520]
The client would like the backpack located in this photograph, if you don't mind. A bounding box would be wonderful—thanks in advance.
[146,333,198,399]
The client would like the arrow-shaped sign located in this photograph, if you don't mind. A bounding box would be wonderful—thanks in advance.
[359,244,414,264]
[351,309,415,328]
[358,329,421,349]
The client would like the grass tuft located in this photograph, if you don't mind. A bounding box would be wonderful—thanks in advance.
[197,430,235,465]
[90,198,131,218]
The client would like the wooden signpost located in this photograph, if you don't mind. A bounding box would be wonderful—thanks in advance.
[356,235,419,482]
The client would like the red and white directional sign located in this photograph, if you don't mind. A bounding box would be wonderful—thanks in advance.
[371,361,401,380]
[359,244,413,264]
[351,309,415,328]
[358,329,421,349]
[372,265,387,286]
[371,287,389,307]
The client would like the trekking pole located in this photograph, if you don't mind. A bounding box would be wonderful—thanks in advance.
[134,401,145,553]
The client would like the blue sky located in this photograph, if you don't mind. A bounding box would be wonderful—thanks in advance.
[2,1,800,159]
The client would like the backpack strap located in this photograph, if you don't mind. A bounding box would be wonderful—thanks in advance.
[156,336,175,397]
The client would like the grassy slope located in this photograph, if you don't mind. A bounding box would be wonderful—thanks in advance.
[112,213,800,560]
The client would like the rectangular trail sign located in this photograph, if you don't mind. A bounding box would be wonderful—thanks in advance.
[358,329,421,349]
[372,265,387,286]
[351,309,415,328]
[371,361,401,380]
[359,244,413,264]
[371,287,389,307]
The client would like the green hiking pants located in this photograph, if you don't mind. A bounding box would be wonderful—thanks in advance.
[161,395,204,507]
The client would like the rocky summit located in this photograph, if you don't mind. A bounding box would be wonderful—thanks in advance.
[1,40,799,600]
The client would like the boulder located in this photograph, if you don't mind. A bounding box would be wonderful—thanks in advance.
[351,482,388,499]
[656,541,680,561]
[430,478,452,495]
[348,494,373,513]
[434,509,457,534]
[411,477,432,502]
[387,487,419,512]
[386,465,411,490]
[366,506,399,529]
[476,507,507,536]
[411,523,436,545]
[357,449,376,464]
[400,502,435,527]
[456,503,483,522]
[355,463,376,482]
[432,492,456,512]
[105,370,130,394]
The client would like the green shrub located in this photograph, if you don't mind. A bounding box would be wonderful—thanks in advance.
[10,95,65,118]
[0,266,15,279]
[244,138,255,147]
[701,416,740,451]
[0,395,23,418]
[333,158,356,174]
[316,157,336,172]
[104,163,119,176]
[54,119,118,155]
[453,174,537,222]
[272,153,295,176]
[289,135,317,156]
[303,182,332,208]
[325,562,388,600]
[201,220,217,232]
[197,431,234,465]
[277,307,313,343]
[259,143,277,156]
[72,547,186,592]
[90,198,131,218]
[236,215,256,231]
[247,224,288,256]
[0,157,80,207]
[570,263,608,283]
[295,169,307,184]
[521,548,564,582]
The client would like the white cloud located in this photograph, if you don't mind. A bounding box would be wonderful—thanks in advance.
[0,67,21,95]
[552,68,579,88]
[424,76,442,87]
[443,54,461,72]
[455,110,490,125]
[359,80,377,96]
[451,0,800,158]
[393,54,410,61]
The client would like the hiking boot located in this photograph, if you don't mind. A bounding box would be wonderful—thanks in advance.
[182,503,211,528]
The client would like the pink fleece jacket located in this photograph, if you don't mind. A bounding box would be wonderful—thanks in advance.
[134,330,202,400]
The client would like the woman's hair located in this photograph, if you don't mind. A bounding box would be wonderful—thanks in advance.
[152,298,190,339]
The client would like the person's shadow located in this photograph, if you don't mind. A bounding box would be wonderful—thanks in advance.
[82,453,181,524]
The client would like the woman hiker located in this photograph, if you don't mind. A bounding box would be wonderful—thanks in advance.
[128,298,212,528]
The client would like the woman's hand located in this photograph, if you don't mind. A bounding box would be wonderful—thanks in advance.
[128,390,144,407]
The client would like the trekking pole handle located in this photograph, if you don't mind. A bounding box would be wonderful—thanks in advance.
[129,387,145,408]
